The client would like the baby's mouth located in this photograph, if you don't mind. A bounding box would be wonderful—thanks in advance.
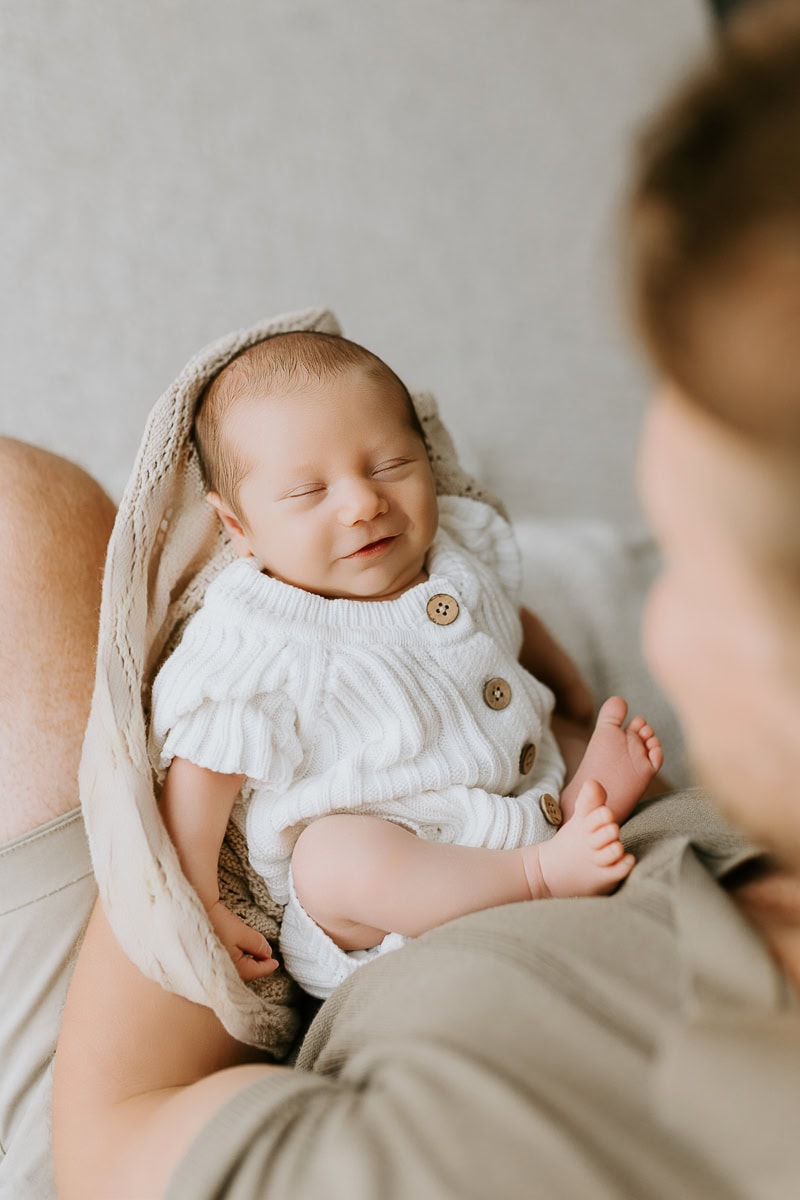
[344,536,396,559]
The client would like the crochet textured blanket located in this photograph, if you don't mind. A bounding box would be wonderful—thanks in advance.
[79,308,507,1052]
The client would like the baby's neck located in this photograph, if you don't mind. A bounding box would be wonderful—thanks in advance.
[373,566,429,602]
[260,565,430,603]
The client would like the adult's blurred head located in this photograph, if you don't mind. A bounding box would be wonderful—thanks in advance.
[625,0,800,864]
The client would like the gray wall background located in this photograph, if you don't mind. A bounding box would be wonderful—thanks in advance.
[1,0,710,521]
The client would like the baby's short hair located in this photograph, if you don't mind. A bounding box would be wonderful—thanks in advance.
[194,330,424,520]
[626,0,800,446]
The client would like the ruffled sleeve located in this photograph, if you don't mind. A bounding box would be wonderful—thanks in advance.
[436,495,522,603]
[149,567,303,788]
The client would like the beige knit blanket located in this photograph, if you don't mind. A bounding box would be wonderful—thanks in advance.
[79,308,507,1054]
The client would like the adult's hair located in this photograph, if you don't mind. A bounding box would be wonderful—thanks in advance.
[194,331,423,521]
[625,0,800,448]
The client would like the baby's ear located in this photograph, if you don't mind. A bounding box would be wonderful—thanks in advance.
[206,492,253,557]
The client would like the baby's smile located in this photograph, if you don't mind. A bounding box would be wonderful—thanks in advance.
[342,535,398,560]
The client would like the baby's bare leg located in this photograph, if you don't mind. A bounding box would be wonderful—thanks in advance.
[0,439,116,843]
[559,696,663,825]
[292,799,636,951]
[292,814,536,951]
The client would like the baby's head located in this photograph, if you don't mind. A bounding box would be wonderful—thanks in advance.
[194,331,438,601]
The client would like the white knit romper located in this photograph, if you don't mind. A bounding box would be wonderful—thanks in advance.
[150,496,565,997]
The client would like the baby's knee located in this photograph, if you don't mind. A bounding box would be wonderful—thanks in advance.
[292,815,356,918]
[292,814,384,926]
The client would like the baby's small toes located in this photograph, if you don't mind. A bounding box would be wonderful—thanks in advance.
[591,840,626,866]
[584,803,615,832]
[590,821,620,849]
[627,715,646,734]
[648,740,664,770]
[607,852,636,881]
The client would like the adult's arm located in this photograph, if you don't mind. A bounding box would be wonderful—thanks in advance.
[52,901,286,1200]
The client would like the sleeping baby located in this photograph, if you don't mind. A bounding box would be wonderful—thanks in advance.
[149,330,662,998]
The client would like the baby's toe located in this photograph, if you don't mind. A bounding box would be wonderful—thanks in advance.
[607,852,636,881]
[573,778,608,818]
[583,803,615,833]
[595,840,626,866]
[648,742,664,770]
[598,696,628,728]
[590,821,621,849]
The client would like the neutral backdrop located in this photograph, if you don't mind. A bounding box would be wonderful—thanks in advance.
[0,0,711,521]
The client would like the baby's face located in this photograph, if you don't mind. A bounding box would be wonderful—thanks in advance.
[213,367,438,601]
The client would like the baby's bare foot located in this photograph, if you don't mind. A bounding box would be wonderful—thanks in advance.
[525,780,635,898]
[560,696,663,824]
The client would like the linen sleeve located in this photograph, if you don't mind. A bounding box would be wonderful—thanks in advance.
[164,1030,561,1200]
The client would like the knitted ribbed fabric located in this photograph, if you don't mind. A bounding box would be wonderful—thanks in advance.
[80,308,508,1051]
[148,496,564,996]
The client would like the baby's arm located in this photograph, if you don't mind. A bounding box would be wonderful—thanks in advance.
[160,757,277,981]
[519,604,594,724]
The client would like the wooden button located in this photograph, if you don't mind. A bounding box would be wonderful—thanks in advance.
[539,793,563,827]
[483,677,512,711]
[426,593,460,626]
[519,742,537,774]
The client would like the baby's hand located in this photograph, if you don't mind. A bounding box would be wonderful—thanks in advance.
[207,898,278,981]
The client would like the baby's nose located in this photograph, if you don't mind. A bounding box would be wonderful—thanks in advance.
[337,478,387,524]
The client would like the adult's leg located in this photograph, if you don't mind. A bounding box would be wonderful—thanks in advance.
[0,438,115,1199]
[0,437,116,842]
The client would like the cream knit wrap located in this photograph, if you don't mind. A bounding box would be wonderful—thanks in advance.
[79,307,506,1054]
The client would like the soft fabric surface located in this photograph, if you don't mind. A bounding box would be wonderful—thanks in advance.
[80,307,686,1051]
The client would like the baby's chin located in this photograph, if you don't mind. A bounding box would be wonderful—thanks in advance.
[262,552,430,602]
[331,564,430,603]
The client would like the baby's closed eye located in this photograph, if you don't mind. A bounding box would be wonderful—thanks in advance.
[284,483,327,500]
[372,458,413,476]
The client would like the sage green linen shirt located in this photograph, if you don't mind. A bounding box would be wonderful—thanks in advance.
[167,791,800,1200]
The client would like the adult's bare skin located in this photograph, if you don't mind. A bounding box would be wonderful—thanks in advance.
[54,906,282,1200]
[0,438,116,842]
